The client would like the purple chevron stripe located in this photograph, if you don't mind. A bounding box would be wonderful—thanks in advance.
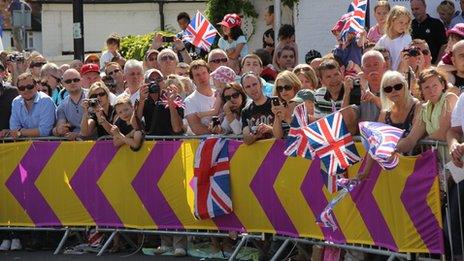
[250,140,298,236]
[70,141,122,227]
[350,162,398,251]
[212,140,245,232]
[6,141,61,226]
[132,141,182,229]
[301,157,346,243]
[400,150,444,254]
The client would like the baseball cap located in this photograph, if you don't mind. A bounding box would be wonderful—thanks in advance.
[218,13,242,28]
[84,53,100,64]
[81,63,100,75]
[291,89,315,103]
[210,66,236,83]
[447,23,464,37]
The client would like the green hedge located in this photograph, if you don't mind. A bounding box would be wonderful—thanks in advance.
[119,31,174,61]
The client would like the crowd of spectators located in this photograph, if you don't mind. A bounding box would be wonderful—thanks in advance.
[0,1,464,260]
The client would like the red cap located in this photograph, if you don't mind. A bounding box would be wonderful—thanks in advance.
[218,13,241,28]
[81,63,100,75]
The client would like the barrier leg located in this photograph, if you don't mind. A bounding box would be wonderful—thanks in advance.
[97,230,118,256]
[120,231,138,250]
[270,239,292,261]
[228,235,247,261]
[53,228,70,255]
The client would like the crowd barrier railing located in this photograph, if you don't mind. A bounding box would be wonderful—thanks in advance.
[0,136,461,260]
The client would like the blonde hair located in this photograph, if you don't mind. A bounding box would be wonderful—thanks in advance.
[89,81,110,97]
[437,0,455,16]
[385,5,412,39]
[274,70,302,99]
[374,0,391,12]
[165,74,185,93]
[380,70,412,111]
[292,64,319,89]
[113,94,132,109]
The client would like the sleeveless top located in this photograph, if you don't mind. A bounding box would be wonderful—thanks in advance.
[422,93,446,135]
[385,103,416,137]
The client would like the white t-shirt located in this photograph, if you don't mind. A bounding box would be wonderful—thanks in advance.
[376,33,412,71]
[184,90,215,126]
[218,35,249,59]
[100,51,114,70]
[451,93,464,133]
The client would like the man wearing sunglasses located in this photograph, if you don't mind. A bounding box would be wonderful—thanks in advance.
[157,49,179,78]
[8,72,56,138]
[104,62,125,95]
[207,49,229,72]
[53,69,86,140]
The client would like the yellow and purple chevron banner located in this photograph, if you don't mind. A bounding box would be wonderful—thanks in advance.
[0,139,443,254]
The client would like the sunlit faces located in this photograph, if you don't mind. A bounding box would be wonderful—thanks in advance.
[17,77,37,101]
[115,102,133,122]
[420,76,445,103]
[392,15,410,35]
[242,74,263,101]
[241,57,262,76]
[191,66,210,88]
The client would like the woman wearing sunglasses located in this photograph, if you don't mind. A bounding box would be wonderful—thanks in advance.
[210,82,247,135]
[378,71,421,138]
[80,82,115,138]
[272,70,301,139]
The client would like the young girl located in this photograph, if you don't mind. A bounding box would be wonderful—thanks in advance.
[376,5,413,71]
[367,0,391,43]
[110,95,144,151]
[218,13,249,74]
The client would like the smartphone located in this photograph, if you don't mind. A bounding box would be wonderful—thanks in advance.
[212,116,220,127]
[162,36,175,42]
[271,97,281,107]
[349,78,361,105]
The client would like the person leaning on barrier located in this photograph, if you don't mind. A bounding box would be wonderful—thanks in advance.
[53,69,86,141]
[80,82,115,138]
[184,59,215,135]
[396,68,458,154]
[241,71,275,145]
[7,71,56,138]
[110,95,144,150]
[0,80,18,138]
[209,82,247,135]
[136,69,184,136]
[446,79,464,260]
[240,53,274,97]
[272,70,301,139]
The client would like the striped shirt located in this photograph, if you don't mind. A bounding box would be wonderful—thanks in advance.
[314,86,344,118]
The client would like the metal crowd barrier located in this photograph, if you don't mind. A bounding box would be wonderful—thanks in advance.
[0,136,462,261]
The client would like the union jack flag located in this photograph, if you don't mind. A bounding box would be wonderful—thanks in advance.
[340,0,367,41]
[284,103,314,159]
[159,92,186,109]
[184,11,218,51]
[193,137,233,220]
[306,111,360,177]
[359,121,404,170]
[321,168,344,194]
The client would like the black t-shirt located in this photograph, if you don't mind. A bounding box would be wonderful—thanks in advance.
[0,84,19,130]
[89,105,115,137]
[411,15,447,64]
[453,72,464,94]
[143,96,184,135]
[241,97,275,137]
[114,118,133,136]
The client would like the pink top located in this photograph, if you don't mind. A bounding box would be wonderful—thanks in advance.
[367,24,383,43]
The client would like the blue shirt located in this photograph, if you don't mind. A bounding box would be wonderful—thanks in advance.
[10,91,56,136]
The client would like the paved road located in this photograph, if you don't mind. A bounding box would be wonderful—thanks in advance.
[0,251,206,260]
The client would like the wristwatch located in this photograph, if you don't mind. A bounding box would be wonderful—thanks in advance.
[16,128,22,138]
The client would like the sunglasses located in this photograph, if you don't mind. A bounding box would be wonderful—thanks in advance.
[107,69,120,76]
[148,57,157,62]
[89,92,107,98]
[210,58,228,64]
[39,81,50,88]
[30,62,46,68]
[276,85,293,92]
[224,92,240,101]
[63,78,81,84]
[383,83,403,93]
[18,84,35,91]
[160,56,176,61]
